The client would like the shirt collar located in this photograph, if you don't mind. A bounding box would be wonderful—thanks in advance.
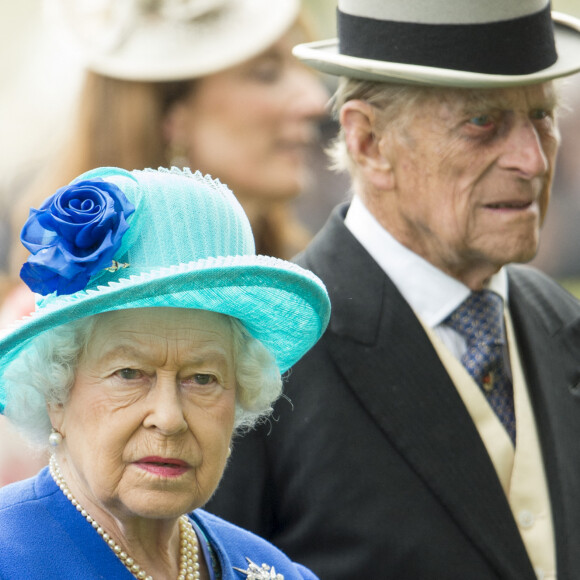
[344,194,508,328]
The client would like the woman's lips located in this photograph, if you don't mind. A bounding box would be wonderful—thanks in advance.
[134,456,191,477]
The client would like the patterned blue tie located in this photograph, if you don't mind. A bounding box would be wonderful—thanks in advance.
[443,290,516,445]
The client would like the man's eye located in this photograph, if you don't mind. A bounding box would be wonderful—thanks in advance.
[469,114,493,127]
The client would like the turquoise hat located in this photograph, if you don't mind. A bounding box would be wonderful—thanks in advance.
[0,167,330,412]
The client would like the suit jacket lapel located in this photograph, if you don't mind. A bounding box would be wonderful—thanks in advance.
[300,206,536,579]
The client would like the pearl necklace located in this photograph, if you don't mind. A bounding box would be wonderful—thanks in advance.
[49,455,201,580]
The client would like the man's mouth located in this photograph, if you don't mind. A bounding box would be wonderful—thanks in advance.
[485,201,533,209]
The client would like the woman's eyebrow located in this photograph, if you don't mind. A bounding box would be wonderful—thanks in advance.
[96,344,143,364]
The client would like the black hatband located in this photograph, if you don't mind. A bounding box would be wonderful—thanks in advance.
[338,4,557,75]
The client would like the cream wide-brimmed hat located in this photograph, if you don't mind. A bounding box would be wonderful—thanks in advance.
[45,0,300,81]
[293,0,580,88]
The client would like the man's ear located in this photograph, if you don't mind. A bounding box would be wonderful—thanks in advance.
[340,100,395,191]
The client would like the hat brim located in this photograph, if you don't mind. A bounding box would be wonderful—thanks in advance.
[293,13,580,88]
[50,0,300,81]
[0,254,330,410]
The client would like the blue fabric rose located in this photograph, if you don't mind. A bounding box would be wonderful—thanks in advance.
[20,179,135,296]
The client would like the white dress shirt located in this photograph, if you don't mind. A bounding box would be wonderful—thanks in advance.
[344,194,508,360]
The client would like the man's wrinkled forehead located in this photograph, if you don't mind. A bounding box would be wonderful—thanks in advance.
[444,81,559,113]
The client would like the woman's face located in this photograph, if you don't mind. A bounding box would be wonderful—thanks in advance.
[48,308,237,523]
[165,25,328,204]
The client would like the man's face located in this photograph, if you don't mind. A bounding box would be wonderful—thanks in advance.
[368,83,560,288]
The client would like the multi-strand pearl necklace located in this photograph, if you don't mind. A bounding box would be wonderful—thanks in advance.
[49,455,201,580]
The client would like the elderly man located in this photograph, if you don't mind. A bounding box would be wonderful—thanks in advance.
[206,1,580,579]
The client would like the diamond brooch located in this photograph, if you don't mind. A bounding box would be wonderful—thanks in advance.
[233,558,284,579]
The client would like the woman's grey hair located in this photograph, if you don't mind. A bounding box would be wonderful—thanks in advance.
[4,312,282,447]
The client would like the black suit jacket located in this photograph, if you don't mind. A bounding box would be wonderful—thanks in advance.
[206,205,580,579]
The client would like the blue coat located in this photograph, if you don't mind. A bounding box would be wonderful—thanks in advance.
[0,467,317,579]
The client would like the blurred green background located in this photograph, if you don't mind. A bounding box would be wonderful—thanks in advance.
[550,0,580,16]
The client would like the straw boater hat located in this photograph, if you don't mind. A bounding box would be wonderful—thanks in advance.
[46,0,300,81]
[293,0,580,87]
[0,167,331,412]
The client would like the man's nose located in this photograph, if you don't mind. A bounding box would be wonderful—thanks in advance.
[499,119,551,178]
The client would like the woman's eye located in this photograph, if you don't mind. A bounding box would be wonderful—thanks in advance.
[248,61,282,83]
[116,368,142,380]
[193,374,216,386]
[530,108,550,121]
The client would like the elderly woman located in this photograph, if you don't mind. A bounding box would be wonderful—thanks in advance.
[0,167,330,579]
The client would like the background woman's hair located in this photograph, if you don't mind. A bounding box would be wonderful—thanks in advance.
[9,73,193,276]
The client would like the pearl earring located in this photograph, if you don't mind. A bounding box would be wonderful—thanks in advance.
[48,428,63,447]
[227,447,232,458]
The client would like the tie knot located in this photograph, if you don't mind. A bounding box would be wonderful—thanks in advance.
[444,290,504,348]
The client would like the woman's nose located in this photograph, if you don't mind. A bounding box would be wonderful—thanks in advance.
[142,376,188,435]
[290,68,329,119]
